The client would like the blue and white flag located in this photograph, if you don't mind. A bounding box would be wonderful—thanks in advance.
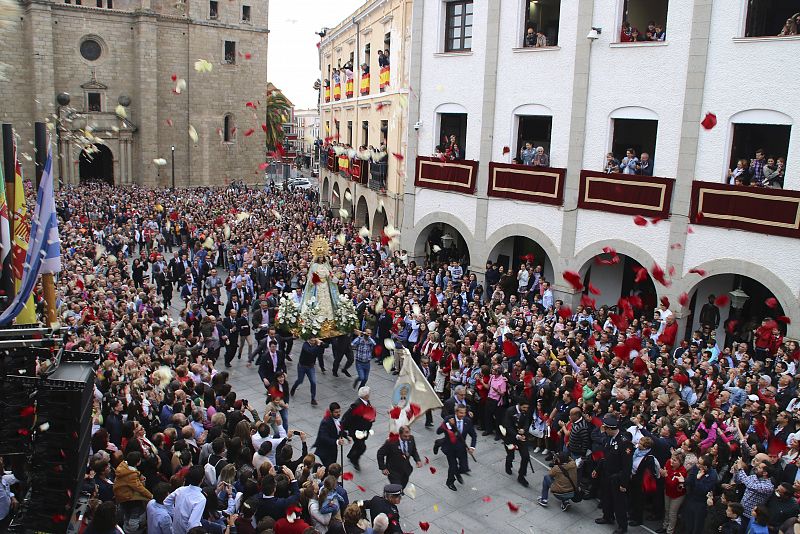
[0,142,61,325]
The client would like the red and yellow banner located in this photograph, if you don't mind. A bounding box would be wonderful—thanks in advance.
[338,155,350,173]
[379,66,390,89]
[345,78,354,98]
[360,73,370,96]
[324,86,330,103]
[11,149,35,324]
[333,83,341,101]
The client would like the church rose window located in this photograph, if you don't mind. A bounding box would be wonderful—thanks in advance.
[80,39,102,61]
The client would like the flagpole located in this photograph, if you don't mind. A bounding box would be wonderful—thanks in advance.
[34,124,56,326]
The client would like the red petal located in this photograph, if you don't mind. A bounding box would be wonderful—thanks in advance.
[19,405,35,417]
[695,211,704,223]
[678,292,689,307]
[259,162,269,171]
[688,268,706,276]
[375,102,385,111]
[389,406,402,419]
[633,215,648,226]
[261,123,268,132]
[502,146,510,155]
[714,294,730,307]
[245,52,252,59]
[587,335,596,347]
[357,485,366,492]
[561,270,583,291]
[244,128,255,137]
[627,295,643,309]
[312,272,322,285]
[660,296,670,309]
[482,496,492,502]
[765,297,779,309]
[429,466,437,474]
[650,217,664,225]
[670,243,682,249]
[424,456,430,464]
[245,101,255,108]
[668,265,676,276]
[726,320,739,334]
[342,472,354,481]
[633,266,647,283]
[686,226,694,234]
[392,152,404,161]
[602,246,617,255]
[580,294,596,309]
[701,112,717,130]
[507,501,520,513]
[17,428,29,436]
[651,263,671,287]
[557,306,572,319]
[588,282,601,295]
[166,119,174,127]
[171,73,177,81]
[419,522,430,532]
[777,315,791,324]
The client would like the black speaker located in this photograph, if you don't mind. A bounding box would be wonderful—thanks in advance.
[22,361,94,534]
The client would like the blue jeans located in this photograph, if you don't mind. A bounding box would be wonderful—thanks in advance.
[356,360,370,387]
[293,365,317,401]
[541,474,574,502]
[280,408,289,431]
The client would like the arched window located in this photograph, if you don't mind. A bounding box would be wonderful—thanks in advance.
[223,113,235,142]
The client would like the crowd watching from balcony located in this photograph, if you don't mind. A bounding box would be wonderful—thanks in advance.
[620,20,666,42]
[605,149,653,176]
[378,48,390,67]
[728,149,785,189]
[433,134,463,161]
[778,13,799,36]
[520,143,550,167]
[524,26,549,47]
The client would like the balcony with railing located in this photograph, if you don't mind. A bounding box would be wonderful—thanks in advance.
[577,169,674,219]
[690,181,800,238]
[487,162,565,206]
[369,159,387,192]
[414,156,479,195]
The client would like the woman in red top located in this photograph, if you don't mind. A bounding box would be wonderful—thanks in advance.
[661,450,687,534]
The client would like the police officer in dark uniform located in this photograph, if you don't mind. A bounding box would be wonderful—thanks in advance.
[593,414,633,534]
[361,484,403,534]
[503,398,532,487]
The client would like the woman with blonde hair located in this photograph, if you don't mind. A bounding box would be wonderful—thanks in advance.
[779,15,798,35]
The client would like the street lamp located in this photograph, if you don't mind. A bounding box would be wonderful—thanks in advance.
[55,92,71,188]
[171,145,175,189]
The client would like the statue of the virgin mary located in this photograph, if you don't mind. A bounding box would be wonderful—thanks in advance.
[298,237,348,338]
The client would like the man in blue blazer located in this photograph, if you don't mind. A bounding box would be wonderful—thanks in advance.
[313,402,346,468]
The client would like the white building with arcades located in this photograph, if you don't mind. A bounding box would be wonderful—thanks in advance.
[388,0,800,343]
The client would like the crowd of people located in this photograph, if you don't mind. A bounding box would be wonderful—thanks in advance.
[727,148,786,189]
[0,180,799,534]
[605,149,654,176]
[620,20,666,42]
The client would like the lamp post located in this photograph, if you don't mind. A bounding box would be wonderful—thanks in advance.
[171,145,175,189]
[55,92,71,188]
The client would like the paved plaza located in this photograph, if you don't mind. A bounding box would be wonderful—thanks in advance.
[226,345,660,534]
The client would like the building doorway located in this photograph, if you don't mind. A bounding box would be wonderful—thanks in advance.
[79,144,114,185]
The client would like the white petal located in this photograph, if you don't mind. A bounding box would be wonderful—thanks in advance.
[115,104,127,119]
[384,338,395,350]
[338,208,349,218]
[344,190,352,201]
[153,158,167,166]
[188,125,198,142]
[358,226,369,238]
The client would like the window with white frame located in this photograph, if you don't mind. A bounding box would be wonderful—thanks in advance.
[444,1,473,52]
[618,0,669,42]
[745,0,799,37]
[522,0,560,47]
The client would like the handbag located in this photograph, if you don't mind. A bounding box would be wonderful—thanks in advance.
[557,464,583,503]
[642,465,658,494]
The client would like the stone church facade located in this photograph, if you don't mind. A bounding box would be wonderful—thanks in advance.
[0,0,269,186]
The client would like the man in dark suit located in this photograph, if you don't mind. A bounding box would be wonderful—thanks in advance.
[252,300,271,342]
[376,425,422,488]
[436,405,476,491]
[313,402,345,468]
[441,385,470,420]
[342,387,376,471]
[503,399,532,487]
[203,287,222,317]
[221,308,240,368]
[257,339,286,390]
[331,334,354,378]
[419,356,437,427]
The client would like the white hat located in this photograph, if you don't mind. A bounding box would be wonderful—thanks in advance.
[358,386,370,398]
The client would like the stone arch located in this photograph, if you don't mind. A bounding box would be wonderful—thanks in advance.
[484,223,560,283]
[372,206,388,238]
[322,176,330,205]
[609,106,659,121]
[677,258,797,339]
[79,143,114,185]
[409,212,474,267]
[343,187,353,216]
[355,195,370,229]
[572,240,660,310]
[331,181,341,209]
[730,109,793,125]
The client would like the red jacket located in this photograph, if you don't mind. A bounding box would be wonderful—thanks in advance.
[664,463,687,498]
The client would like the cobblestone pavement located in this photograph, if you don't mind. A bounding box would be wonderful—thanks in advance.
[225,344,661,534]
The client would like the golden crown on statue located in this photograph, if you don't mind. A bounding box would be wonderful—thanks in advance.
[310,236,330,260]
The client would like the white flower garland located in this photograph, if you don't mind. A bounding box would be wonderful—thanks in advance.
[333,295,358,333]
[276,297,300,331]
[298,302,324,339]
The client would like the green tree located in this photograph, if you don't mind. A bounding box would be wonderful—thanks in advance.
[264,89,292,152]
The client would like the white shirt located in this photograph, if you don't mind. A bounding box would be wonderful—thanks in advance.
[163,485,206,534]
[251,424,288,465]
